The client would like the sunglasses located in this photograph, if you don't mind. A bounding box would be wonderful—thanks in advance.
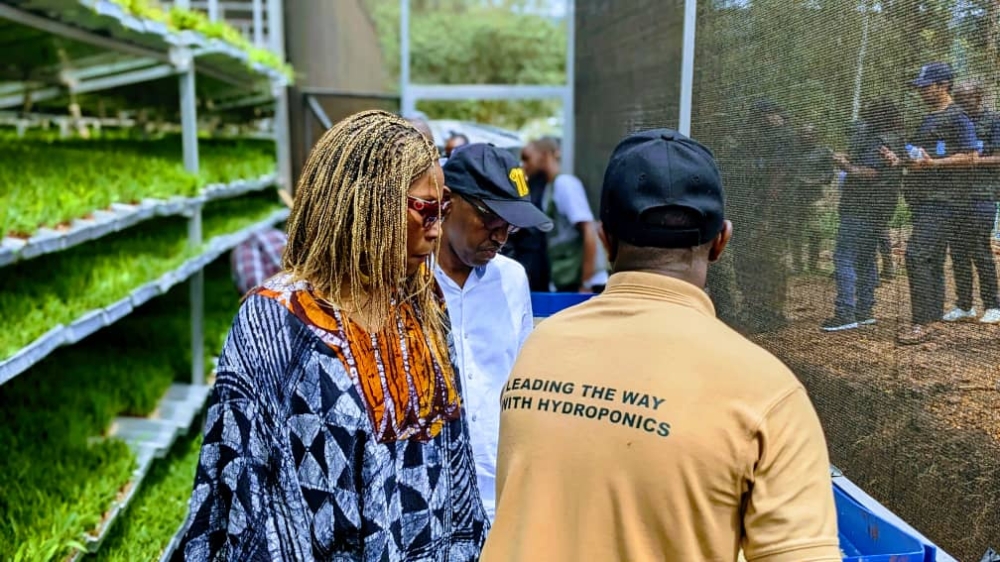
[467,198,519,234]
[408,195,452,228]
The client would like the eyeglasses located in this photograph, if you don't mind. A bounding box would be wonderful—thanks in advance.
[467,198,519,234]
[408,195,452,228]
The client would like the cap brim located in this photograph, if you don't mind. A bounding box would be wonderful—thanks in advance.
[481,198,554,232]
[911,78,933,88]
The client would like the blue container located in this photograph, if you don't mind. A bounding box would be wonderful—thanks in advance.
[834,484,925,561]
[530,292,597,318]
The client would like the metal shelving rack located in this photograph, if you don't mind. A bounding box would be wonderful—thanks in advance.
[0,0,290,555]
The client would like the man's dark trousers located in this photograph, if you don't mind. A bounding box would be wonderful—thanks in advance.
[950,200,1000,311]
[906,201,956,324]
[834,214,879,318]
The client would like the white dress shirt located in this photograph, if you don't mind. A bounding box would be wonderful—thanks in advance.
[435,254,534,521]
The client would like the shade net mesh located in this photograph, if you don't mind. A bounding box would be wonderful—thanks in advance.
[576,0,1000,558]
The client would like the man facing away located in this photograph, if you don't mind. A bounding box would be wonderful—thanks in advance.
[436,144,554,521]
[483,129,840,562]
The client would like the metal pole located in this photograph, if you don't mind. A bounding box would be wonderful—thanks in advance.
[188,209,205,387]
[678,0,698,136]
[207,0,220,21]
[561,0,575,175]
[400,0,415,115]
[179,67,204,386]
[851,4,871,122]
[179,68,199,174]
[274,79,292,191]
[267,0,285,58]
[252,0,264,47]
[304,95,313,155]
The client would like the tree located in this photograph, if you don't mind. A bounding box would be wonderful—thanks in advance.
[363,0,567,128]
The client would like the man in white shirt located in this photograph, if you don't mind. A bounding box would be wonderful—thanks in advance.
[436,143,554,521]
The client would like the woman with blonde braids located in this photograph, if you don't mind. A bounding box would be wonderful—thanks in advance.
[174,110,489,561]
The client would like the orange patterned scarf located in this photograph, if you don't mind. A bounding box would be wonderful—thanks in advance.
[254,274,461,443]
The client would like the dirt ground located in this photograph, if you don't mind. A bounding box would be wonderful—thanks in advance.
[761,270,1000,443]
[742,236,1000,559]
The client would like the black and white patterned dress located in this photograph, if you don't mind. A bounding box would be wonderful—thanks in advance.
[173,275,489,561]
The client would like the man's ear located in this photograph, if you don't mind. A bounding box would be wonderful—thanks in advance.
[598,223,618,264]
[708,220,733,262]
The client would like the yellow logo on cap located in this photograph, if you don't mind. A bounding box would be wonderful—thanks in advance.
[509,167,529,198]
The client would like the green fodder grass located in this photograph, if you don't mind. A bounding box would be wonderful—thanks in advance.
[0,135,275,236]
[0,255,248,561]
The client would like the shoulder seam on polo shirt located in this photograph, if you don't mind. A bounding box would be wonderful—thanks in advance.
[739,384,805,488]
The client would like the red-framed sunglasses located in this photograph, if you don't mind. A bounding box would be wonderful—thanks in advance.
[407,195,452,228]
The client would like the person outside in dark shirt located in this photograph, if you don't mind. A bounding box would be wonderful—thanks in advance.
[500,170,552,291]
[897,62,980,344]
[520,137,600,293]
[789,124,835,274]
[445,133,470,158]
[731,99,796,332]
[823,99,905,332]
[947,80,1000,324]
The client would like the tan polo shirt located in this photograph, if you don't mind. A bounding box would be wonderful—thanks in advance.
[482,271,840,562]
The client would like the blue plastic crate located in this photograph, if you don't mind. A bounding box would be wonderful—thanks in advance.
[834,484,926,561]
[530,292,597,318]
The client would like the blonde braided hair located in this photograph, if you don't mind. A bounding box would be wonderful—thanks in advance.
[283,109,445,338]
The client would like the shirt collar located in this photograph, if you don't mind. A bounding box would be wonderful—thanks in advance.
[432,259,490,289]
[602,271,716,317]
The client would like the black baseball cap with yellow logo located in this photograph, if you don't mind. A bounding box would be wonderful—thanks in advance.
[443,143,554,232]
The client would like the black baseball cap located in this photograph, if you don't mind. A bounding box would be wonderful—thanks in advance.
[912,62,953,88]
[443,143,553,232]
[601,129,725,248]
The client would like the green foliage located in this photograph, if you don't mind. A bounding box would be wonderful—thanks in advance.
[90,434,204,562]
[101,0,294,79]
[0,135,276,237]
[692,0,1000,148]
[0,259,242,561]
[0,192,282,362]
[115,0,170,23]
[364,0,567,128]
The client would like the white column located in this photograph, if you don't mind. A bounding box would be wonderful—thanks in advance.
[179,66,204,387]
[561,0,575,174]
[400,0,416,115]
[678,0,698,136]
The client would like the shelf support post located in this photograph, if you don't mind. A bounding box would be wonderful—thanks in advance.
[178,53,205,387]
[273,77,292,192]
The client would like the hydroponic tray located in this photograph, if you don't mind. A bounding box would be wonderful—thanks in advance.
[159,521,185,562]
[0,173,277,268]
[69,380,214,559]
[73,443,158,557]
[112,418,180,458]
[3,0,286,83]
[0,208,290,386]
[155,383,213,431]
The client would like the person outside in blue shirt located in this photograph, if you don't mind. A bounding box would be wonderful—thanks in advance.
[897,62,980,344]
[823,99,905,332]
[947,80,1000,324]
